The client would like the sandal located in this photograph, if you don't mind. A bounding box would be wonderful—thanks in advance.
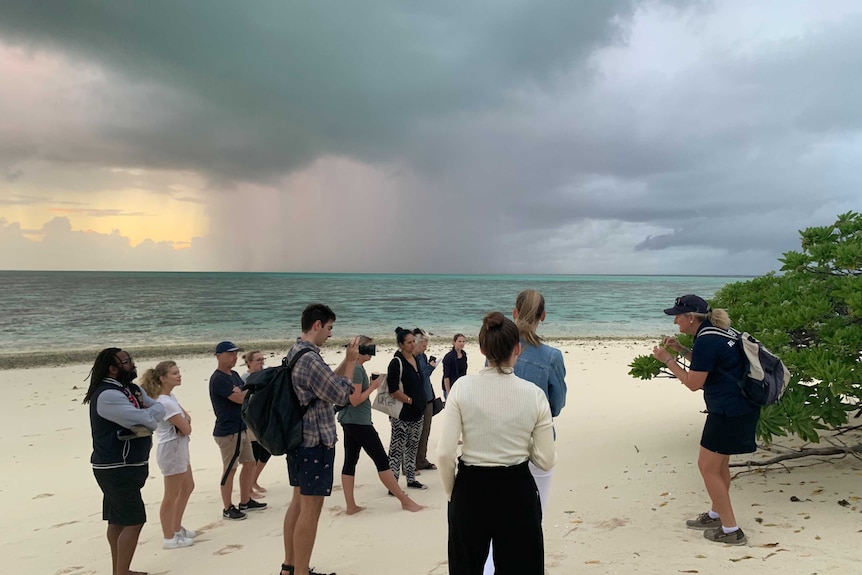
[280,564,294,575]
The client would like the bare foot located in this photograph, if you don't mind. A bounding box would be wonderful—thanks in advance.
[253,485,267,493]
[345,505,366,515]
[251,490,266,499]
[401,500,423,512]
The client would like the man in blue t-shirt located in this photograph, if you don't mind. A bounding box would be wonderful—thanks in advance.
[209,341,267,520]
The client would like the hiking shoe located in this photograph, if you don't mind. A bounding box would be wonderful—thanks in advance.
[704,527,747,546]
[406,480,428,490]
[223,504,247,520]
[163,533,193,549]
[239,498,268,511]
[686,512,722,530]
[178,526,196,539]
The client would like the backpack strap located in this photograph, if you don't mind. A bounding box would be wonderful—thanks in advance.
[285,347,316,409]
[694,326,758,404]
[697,326,739,340]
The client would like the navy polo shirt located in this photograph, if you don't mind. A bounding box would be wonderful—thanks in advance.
[689,320,759,416]
[209,369,247,436]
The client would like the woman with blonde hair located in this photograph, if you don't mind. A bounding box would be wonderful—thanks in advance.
[438,311,555,574]
[139,361,196,549]
[483,289,568,573]
[241,350,270,497]
[652,294,757,545]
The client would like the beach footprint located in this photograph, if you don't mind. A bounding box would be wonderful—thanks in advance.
[54,567,95,575]
[594,517,630,530]
[214,543,243,555]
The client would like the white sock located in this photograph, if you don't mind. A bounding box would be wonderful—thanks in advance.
[722,525,739,534]
[707,510,720,519]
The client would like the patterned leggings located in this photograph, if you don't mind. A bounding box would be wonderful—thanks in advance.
[388,416,424,482]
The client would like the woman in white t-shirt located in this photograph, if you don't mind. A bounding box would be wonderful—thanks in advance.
[140,361,196,549]
[437,312,556,575]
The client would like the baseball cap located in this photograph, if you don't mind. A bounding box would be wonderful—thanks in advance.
[215,341,241,354]
[663,294,709,315]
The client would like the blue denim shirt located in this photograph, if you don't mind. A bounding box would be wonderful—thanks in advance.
[415,352,435,403]
[514,341,567,417]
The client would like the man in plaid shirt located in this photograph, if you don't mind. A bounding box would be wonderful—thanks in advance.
[280,303,359,575]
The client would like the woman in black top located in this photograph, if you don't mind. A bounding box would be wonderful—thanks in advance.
[652,294,759,546]
[441,333,468,398]
[387,327,428,490]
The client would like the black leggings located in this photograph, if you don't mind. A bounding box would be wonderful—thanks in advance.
[251,440,272,464]
[448,460,543,575]
[340,424,390,476]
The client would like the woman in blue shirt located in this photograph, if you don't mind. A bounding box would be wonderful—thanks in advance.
[483,289,567,575]
[652,294,758,546]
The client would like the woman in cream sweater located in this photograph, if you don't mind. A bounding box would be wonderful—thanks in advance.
[437,312,556,575]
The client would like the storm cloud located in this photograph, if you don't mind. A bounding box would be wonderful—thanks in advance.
[0,0,859,274]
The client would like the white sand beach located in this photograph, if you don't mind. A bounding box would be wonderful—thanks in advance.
[3,340,860,575]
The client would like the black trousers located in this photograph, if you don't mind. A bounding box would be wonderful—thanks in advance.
[448,460,543,575]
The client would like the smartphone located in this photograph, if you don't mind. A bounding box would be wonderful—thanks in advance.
[370,373,383,380]
[428,356,437,363]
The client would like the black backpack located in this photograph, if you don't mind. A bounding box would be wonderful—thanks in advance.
[241,348,313,455]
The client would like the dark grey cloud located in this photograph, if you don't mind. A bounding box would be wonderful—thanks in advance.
[0,0,859,274]
[0,0,639,182]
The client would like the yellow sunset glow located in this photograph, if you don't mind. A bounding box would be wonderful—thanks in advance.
[3,169,209,248]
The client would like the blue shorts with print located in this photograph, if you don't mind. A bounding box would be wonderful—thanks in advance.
[286,445,335,496]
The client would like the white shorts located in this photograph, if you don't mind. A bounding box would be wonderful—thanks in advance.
[156,435,191,476]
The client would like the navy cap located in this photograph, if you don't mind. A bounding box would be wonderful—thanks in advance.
[663,294,709,315]
[215,341,241,354]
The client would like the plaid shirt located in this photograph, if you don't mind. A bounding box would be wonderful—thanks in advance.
[286,340,354,448]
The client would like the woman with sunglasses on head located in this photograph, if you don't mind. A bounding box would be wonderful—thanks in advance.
[241,351,270,498]
[652,294,758,546]
[438,312,555,575]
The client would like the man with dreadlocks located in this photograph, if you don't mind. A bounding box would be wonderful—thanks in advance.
[83,348,166,575]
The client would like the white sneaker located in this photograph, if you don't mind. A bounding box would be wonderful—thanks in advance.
[178,526,196,539]
[163,533,193,549]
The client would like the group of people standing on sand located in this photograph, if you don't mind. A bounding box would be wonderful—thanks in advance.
[84,289,758,575]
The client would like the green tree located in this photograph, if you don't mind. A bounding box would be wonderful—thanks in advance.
[629,211,862,449]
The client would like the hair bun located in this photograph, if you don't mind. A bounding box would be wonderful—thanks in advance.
[483,311,506,329]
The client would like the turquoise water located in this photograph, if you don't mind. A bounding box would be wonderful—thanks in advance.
[1,271,745,356]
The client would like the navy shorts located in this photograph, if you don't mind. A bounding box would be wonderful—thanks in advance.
[286,445,335,496]
[700,411,759,455]
[93,465,149,526]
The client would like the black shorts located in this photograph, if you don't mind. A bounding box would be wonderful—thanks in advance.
[700,411,759,455]
[286,445,335,496]
[93,465,149,526]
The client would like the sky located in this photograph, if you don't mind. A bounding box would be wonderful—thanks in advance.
[0,0,860,274]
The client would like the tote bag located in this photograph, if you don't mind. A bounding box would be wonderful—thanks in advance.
[372,356,404,419]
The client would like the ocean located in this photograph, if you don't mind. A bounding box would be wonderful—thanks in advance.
[0,271,747,366]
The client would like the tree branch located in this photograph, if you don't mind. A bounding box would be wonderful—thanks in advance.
[731,443,862,467]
